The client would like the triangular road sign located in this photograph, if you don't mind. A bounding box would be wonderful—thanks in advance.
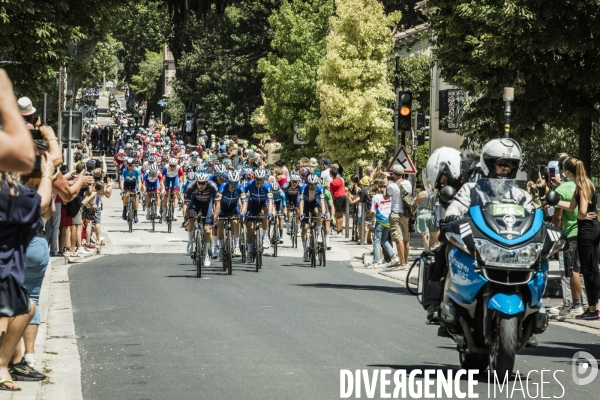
[387,145,416,174]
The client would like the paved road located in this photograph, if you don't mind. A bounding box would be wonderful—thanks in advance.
[70,250,600,399]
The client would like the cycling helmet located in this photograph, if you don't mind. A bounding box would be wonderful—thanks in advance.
[191,151,199,158]
[290,173,300,182]
[149,163,160,173]
[480,138,522,179]
[227,171,240,183]
[222,158,232,168]
[118,148,125,154]
[307,174,319,185]
[140,135,146,141]
[196,172,209,182]
[148,155,156,162]
[213,163,226,174]
[318,178,326,187]
[144,138,150,144]
[126,157,134,165]
[142,151,149,158]
[187,171,196,180]
[254,169,267,179]
[178,140,184,145]
[271,181,280,191]
[126,143,132,148]
[423,147,463,193]
[168,158,178,166]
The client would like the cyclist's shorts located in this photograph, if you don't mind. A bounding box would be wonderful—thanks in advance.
[219,203,240,218]
[189,202,213,226]
[247,202,268,217]
[123,182,137,192]
[165,187,180,194]
[273,200,284,214]
[145,184,160,193]
[303,200,321,213]
[301,205,322,224]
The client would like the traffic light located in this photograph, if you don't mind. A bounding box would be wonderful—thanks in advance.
[415,112,430,146]
[398,91,412,130]
[417,133,430,146]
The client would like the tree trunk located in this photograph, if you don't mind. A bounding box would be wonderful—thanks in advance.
[578,115,592,175]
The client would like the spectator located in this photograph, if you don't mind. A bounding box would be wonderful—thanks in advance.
[0,152,56,389]
[385,165,412,268]
[264,135,282,168]
[0,71,36,172]
[320,159,333,185]
[364,165,375,183]
[414,186,437,250]
[555,157,600,320]
[369,173,400,268]
[299,157,313,184]
[329,164,347,236]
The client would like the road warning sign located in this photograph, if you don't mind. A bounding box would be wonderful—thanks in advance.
[387,145,416,174]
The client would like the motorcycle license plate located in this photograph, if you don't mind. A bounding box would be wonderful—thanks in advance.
[492,204,525,217]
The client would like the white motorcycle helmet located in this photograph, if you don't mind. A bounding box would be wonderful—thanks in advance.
[423,147,463,193]
[480,138,522,179]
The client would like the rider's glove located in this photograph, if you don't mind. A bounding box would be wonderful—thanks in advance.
[299,213,306,220]
[267,213,273,220]
[322,213,328,219]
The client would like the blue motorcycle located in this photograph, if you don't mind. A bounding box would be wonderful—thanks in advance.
[418,178,565,377]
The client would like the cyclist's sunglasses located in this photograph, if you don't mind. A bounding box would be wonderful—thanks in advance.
[197,181,207,186]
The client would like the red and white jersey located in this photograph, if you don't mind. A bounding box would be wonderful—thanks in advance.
[164,165,184,179]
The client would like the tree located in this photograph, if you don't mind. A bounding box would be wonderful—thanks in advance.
[130,50,163,101]
[254,0,334,145]
[316,0,401,168]
[428,0,600,173]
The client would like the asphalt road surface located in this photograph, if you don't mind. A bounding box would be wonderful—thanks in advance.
[70,253,600,399]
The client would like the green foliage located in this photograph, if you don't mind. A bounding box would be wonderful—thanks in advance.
[170,0,281,139]
[130,50,164,101]
[254,0,334,146]
[0,0,121,96]
[380,0,426,28]
[428,0,600,172]
[316,0,401,168]
[395,54,432,114]
[415,142,429,182]
[111,0,168,81]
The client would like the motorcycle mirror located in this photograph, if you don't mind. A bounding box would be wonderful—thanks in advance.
[546,190,560,206]
[439,185,456,203]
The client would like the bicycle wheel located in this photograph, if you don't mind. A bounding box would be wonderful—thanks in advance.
[227,230,233,275]
[240,225,246,263]
[257,226,263,269]
[321,229,327,267]
[151,201,156,232]
[273,219,278,257]
[291,217,297,248]
[196,230,203,277]
[254,237,260,273]
[127,201,133,233]
[142,195,146,211]
[167,201,173,233]
[310,228,316,268]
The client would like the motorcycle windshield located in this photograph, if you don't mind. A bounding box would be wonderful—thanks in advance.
[473,178,535,239]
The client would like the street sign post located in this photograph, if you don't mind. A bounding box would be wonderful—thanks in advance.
[60,110,83,171]
[387,145,416,174]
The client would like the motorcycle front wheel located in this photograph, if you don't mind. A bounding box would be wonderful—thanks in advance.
[489,314,518,379]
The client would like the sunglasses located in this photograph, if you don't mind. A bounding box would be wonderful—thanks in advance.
[197,181,207,186]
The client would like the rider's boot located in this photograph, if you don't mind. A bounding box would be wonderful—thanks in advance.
[203,242,211,267]
[263,230,271,249]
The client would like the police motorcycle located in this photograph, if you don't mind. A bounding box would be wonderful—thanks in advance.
[416,140,565,378]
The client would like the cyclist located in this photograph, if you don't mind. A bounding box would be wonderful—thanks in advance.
[114,148,127,182]
[120,157,143,223]
[210,163,228,256]
[186,172,221,267]
[189,151,202,171]
[144,164,164,220]
[181,170,197,227]
[271,181,286,244]
[282,173,302,235]
[217,170,247,259]
[244,168,273,263]
[161,158,184,222]
[298,174,327,262]
[320,178,334,250]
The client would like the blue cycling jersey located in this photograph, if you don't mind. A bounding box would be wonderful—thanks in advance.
[300,184,325,203]
[122,167,141,186]
[245,180,273,204]
[210,173,227,187]
[273,189,286,208]
[218,182,247,207]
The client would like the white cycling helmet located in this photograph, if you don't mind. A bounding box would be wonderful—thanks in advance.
[186,170,196,180]
[196,172,209,182]
[254,169,267,179]
[149,164,160,173]
[271,181,280,191]
[227,171,240,183]
[290,173,300,181]
[126,157,134,165]
[480,138,522,179]
[307,174,319,185]
[423,147,463,193]
[214,164,226,174]
[191,151,199,158]
[168,158,178,166]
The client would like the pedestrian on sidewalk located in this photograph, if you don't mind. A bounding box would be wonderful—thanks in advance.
[369,174,400,268]
[414,186,437,251]
[329,164,347,236]
[554,157,600,320]
[385,165,412,268]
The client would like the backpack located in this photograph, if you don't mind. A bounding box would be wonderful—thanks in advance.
[65,196,83,218]
[400,185,417,218]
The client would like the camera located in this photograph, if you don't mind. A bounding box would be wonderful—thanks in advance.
[30,129,43,141]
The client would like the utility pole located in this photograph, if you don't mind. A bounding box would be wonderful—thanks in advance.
[393,57,400,154]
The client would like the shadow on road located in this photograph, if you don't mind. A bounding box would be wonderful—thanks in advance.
[294,283,409,295]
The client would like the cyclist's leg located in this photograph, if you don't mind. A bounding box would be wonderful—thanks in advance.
[202,203,214,262]
[172,188,179,220]
[246,203,258,257]
[261,206,270,244]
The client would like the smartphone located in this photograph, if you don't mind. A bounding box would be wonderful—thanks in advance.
[539,165,548,180]
[101,150,105,157]
[538,185,546,198]
[30,129,43,141]
[103,175,109,183]
[549,167,556,179]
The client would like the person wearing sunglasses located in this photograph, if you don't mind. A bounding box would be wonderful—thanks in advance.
[216,171,247,259]
[244,169,273,263]
[298,174,328,262]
